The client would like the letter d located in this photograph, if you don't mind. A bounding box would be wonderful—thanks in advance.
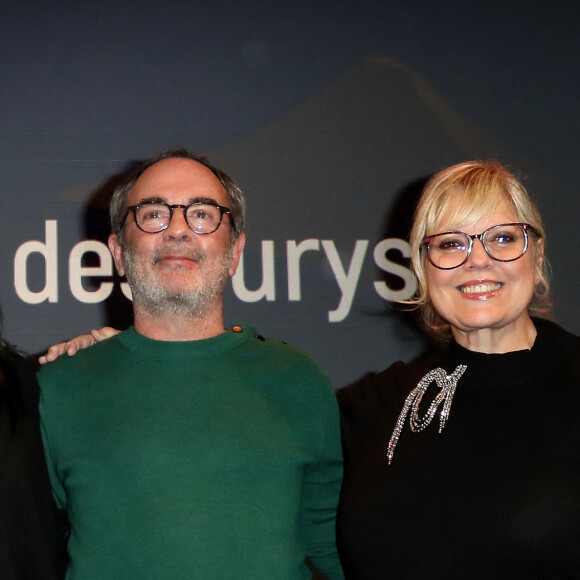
[14,220,58,304]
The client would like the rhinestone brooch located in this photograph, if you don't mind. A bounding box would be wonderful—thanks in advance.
[386,365,467,465]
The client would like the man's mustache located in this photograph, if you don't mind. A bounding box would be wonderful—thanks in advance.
[151,244,206,265]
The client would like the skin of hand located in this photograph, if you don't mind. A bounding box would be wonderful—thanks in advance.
[38,327,120,364]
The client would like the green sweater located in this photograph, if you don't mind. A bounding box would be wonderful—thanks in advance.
[39,326,344,579]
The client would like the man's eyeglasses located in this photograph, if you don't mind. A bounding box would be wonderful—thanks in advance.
[422,222,536,270]
[126,201,235,235]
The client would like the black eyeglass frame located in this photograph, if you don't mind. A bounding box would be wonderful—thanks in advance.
[125,200,236,235]
[421,222,536,270]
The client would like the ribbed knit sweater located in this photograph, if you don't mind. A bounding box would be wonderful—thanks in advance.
[39,326,344,580]
[337,318,580,579]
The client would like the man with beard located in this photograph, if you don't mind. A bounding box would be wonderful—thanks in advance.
[38,150,344,580]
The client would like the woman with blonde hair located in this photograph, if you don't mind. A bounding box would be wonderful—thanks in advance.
[337,160,580,578]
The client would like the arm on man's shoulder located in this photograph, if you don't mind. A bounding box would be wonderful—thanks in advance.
[38,327,121,364]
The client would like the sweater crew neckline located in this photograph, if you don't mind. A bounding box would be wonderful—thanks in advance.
[444,317,579,390]
[118,325,256,360]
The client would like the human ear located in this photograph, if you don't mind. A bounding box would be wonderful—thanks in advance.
[108,234,126,277]
[228,232,246,277]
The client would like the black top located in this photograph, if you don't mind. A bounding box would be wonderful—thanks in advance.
[0,347,67,579]
[337,318,580,579]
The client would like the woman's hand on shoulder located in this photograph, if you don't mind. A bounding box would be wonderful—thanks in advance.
[38,327,120,364]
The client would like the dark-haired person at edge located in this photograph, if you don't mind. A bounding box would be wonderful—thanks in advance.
[38,149,343,579]
[337,160,580,578]
[0,308,67,579]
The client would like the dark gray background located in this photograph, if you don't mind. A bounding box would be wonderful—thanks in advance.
[1,0,578,388]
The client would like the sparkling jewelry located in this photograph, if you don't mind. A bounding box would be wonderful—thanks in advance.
[386,365,467,464]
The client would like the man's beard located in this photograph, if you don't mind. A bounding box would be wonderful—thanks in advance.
[122,241,233,319]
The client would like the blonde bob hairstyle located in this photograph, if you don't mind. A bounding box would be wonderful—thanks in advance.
[408,160,551,341]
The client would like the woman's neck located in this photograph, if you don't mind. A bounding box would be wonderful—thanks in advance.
[451,316,537,354]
